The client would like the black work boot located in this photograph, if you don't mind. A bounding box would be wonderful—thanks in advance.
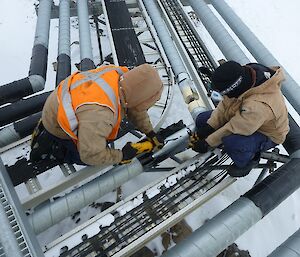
[227,158,260,177]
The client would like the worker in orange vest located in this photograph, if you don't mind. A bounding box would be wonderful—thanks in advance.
[30,64,163,166]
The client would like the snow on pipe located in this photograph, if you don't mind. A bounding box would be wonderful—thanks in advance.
[28,126,193,234]
[29,159,144,234]
[0,92,50,127]
[268,228,300,257]
[209,0,300,116]
[0,0,52,106]
[56,0,71,86]
[141,0,208,120]
[187,0,249,65]
[0,112,41,148]
[163,157,300,257]
[77,0,95,71]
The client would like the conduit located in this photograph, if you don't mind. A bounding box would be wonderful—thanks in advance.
[77,0,95,71]
[0,0,52,105]
[209,0,300,115]
[56,0,71,86]
[141,0,207,119]
[187,0,249,65]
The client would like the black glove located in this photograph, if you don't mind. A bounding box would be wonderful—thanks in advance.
[189,138,209,153]
[146,130,164,151]
[120,142,138,164]
[196,124,215,139]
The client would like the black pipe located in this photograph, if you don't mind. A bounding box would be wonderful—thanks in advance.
[80,58,95,71]
[28,44,48,79]
[56,54,71,86]
[0,92,51,127]
[14,112,42,138]
[0,44,48,106]
[0,77,33,104]
[244,158,300,216]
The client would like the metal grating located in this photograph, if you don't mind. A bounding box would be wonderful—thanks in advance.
[0,185,31,257]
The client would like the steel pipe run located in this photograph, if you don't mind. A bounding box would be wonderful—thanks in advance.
[141,0,208,120]
[187,0,249,65]
[268,228,300,257]
[0,92,50,127]
[77,0,95,71]
[28,126,193,234]
[0,112,41,148]
[56,0,71,86]
[209,0,300,115]
[0,0,52,105]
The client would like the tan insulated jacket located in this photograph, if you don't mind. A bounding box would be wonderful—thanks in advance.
[206,67,289,147]
[42,64,163,166]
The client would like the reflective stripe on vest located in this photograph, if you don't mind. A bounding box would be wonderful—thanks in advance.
[57,66,125,141]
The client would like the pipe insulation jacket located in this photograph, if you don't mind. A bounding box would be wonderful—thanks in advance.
[29,160,144,234]
[210,0,300,115]
[77,0,95,71]
[0,0,52,105]
[187,0,249,65]
[56,0,71,86]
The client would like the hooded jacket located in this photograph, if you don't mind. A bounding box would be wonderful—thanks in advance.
[206,66,289,147]
[42,64,163,166]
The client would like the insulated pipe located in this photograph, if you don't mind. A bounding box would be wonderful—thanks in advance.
[187,0,249,65]
[163,157,300,257]
[28,126,193,234]
[141,0,207,119]
[268,228,300,257]
[29,159,144,234]
[56,0,71,86]
[0,112,41,148]
[77,0,95,71]
[0,0,52,105]
[0,92,50,127]
[209,0,300,115]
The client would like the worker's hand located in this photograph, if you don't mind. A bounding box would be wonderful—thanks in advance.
[146,130,164,151]
[189,137,209,153]
[120,142,138,164]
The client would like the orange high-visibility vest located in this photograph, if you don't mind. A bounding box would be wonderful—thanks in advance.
[56,65,129,142]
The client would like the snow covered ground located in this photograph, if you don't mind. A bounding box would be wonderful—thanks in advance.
[1,0,300,256]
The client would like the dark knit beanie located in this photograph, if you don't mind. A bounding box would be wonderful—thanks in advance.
[211,61,253,98]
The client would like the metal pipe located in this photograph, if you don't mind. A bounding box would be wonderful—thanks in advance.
[163,158,300,257]
[141,0,208,119]
[0,92,50,127]
[268,228,300,257]
[187,0,249,65]
[56,0,71,86]
[210,0,300,115]
[29,159,144,234]
[77,0,95,71]
[0,112,41,148]
[0,0,52,105]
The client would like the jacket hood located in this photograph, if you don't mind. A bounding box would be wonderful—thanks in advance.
[239,67,284,99]
[119,64,163,111]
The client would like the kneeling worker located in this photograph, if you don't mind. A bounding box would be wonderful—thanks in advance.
[190,61,289,177]
[30,64,163,166]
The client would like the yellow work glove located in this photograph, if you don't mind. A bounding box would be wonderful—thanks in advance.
[146,130,164,151]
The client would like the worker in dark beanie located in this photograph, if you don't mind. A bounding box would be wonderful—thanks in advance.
[190,61,289,177]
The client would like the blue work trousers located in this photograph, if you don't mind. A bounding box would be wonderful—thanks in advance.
[196,111,277,167]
